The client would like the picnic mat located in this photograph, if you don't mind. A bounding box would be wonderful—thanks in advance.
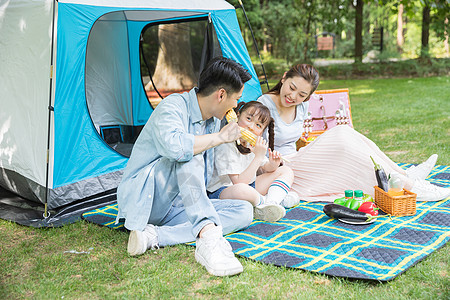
[82,163,450,281]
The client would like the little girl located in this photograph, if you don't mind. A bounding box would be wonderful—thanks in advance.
[207,101,299,222]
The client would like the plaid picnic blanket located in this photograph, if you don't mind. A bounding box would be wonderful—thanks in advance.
[82,163,450,281]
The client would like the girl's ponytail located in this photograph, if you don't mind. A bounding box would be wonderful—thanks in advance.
[267,118,275,151]
[234,101,246,115]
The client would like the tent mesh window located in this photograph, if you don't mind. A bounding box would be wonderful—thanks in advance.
[100,126,123,145]
[85,13,222,158]
[141,18,223,108]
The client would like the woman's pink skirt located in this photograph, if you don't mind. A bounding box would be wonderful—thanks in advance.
[285,125,405,202]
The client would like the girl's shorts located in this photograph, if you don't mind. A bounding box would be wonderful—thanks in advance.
[207,181,256,199]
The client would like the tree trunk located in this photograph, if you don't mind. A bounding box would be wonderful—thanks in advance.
[397,3,404,53]
[146,23,196,92]
[421,4,431,58]
[445,18,449,57]
[354,0,363,63]
[260,0,268,53]
[303,10,313,62]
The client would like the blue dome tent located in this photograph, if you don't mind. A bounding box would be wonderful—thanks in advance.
[0,0,261,226]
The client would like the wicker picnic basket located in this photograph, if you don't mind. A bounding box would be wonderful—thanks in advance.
[296,88,353,150]
[373,186,417,216]
[296,130,325,149]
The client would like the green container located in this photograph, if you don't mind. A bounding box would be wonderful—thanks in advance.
[354,190,364,199]
[345,190,353,199]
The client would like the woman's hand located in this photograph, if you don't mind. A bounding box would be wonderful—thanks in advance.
[251,136,268,159]
[218,122,241,143]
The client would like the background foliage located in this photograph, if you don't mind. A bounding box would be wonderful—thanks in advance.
[228,0,449,66]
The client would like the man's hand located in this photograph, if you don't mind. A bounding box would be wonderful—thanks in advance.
[194,122,241,155]
[218,122,241,143]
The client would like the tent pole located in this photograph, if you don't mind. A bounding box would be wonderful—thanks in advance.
[43,0,57,219]
[237,0,269,91]
[140,34,164,101]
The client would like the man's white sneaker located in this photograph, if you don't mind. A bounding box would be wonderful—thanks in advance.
[127,224,159,256]
[254,203,286,222]
[195,225,243,277]
[406,154,438,180]
[281,191,300,208]
[411,179,450,202]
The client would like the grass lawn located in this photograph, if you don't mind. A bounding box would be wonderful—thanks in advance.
[1,76,449,299]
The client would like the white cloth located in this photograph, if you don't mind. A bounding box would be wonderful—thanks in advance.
[284,125,406,202]
[258,94,309,156]
[207,142,268,192]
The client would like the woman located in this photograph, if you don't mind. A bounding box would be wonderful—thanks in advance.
[257,64,449,202]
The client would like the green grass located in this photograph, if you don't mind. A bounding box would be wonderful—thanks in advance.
[1,77,449,299]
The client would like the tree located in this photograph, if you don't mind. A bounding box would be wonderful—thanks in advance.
[420,1,431,58]
[397,3,405,53]
[228,0,265,56]
[145,24,196,92]
[445,17,449,56]
[354,0,364,62]
[428,0,450,56]
[399,0,450,58]
[300,0,318,62]
[230,0,354,62]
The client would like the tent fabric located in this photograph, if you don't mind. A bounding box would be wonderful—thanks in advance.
[54,2,261,190]
[0,0,52,187]
[0,0,262,212]
[0,184,118,228]
[58,0,233,10]
[211,10,262,101]
[86,11,134,130]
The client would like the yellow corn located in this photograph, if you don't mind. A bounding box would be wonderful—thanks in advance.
[225,109,238,123]
[240,127,291,163]
[226,109,256,146]
[240,128,256,146]
[225,109,290,162]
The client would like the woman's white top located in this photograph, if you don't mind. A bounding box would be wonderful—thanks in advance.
[258,94,309,156]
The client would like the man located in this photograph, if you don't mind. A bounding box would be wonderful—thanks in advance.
[116,57,253,276]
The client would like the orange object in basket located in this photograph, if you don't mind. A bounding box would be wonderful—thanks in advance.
[373,186,417,216]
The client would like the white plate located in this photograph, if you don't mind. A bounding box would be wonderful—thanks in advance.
[338,218,375,225]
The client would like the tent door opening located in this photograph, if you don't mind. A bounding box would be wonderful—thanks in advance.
[85,12,222,158]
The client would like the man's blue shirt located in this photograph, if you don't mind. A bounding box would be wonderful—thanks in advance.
[116,88,220,230]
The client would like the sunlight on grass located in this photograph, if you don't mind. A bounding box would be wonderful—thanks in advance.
[348,88,376,95]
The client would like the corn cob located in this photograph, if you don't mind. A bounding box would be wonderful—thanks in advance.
[225,109,238,123]
[240,128,290,162]
[225,109,290,162]
[226,109,255,145]
[240,128,257,146]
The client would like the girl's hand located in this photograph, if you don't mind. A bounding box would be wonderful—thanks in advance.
[218,122,241,143]
[251,136,268,159]
[268,148,282,167]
